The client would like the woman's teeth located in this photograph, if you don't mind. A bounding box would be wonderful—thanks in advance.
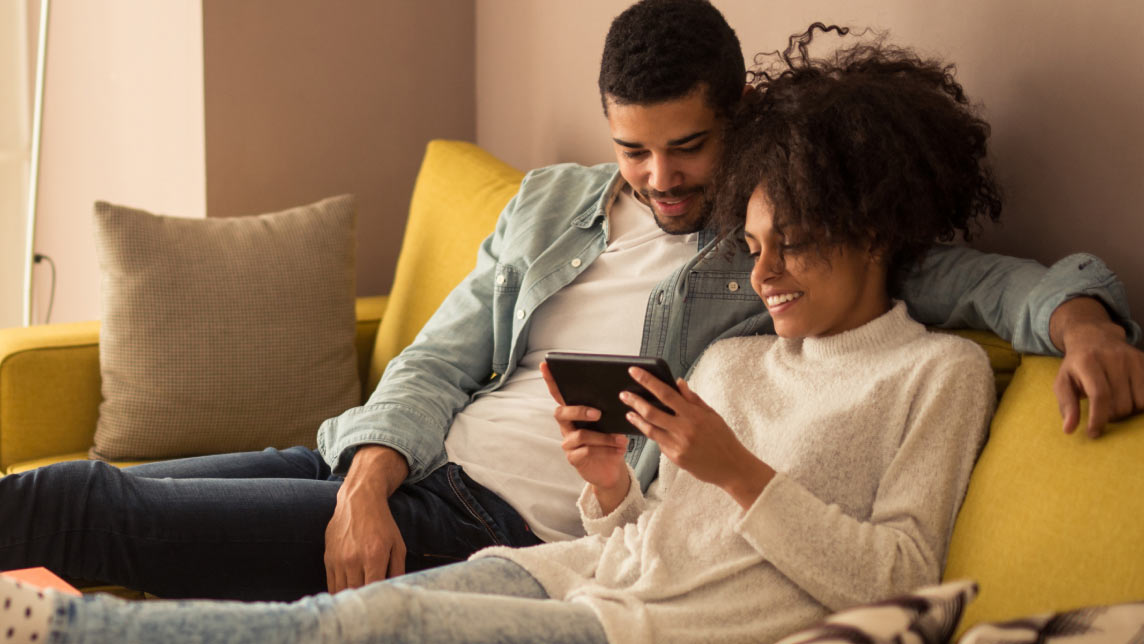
[765,292,802,307]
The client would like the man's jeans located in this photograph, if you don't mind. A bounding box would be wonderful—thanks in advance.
[0,447,541,600]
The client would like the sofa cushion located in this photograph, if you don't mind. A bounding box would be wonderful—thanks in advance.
[943,355,1144,634]
[959,600,1144,644]
[775,580,978,644]
[367,140,525,391]
[91,196,360,460]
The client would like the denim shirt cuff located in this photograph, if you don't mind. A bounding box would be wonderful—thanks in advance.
[317,403,449,482]
[1028,253,1141,355]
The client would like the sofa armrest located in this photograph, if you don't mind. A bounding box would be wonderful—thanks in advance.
[0,295,389,472]
[0,320,102,471]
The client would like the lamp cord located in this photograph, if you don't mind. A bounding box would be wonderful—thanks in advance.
[33,253,56,324]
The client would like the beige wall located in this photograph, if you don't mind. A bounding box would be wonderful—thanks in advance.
[0,0,31,328]
[203,0,476,298]
[476,0,1144,332]
[25,1,474,323]
[33,0,206,324]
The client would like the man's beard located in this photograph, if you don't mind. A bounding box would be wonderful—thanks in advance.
[639,186,712,235]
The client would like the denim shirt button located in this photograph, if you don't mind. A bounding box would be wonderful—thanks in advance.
[727,281,740,292]
[516,309,525,320]
[496,274,506,285]
[571,258,582,268]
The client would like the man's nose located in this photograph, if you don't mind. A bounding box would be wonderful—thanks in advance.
[647,154,681,193]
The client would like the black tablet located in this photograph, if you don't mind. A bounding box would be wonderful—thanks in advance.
[544,351,678,435]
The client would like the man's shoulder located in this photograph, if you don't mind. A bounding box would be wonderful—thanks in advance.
[522,161,618,188]
[514,161,620,215]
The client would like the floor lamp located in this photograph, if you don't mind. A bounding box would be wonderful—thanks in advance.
[22,0,49,327]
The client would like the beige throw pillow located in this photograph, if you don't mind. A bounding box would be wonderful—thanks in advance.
[92,195,360,460]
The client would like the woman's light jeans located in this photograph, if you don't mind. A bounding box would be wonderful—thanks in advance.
[45,558,606,644]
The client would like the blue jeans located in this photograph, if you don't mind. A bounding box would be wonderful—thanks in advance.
[16,557,607,644]
[0,447,541,600]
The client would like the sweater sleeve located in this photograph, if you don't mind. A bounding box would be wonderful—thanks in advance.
[578,464,650,535]
[733,350,995,611]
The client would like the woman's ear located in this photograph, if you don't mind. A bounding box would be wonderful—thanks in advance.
[864,238,890,267]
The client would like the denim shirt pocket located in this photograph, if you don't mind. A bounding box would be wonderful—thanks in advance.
[490,261,524,375]
[678,270,763,371]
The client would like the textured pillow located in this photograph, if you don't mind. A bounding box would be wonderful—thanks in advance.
[92,195,360,460]
[775,580,978,644]
[959,601,1144,644]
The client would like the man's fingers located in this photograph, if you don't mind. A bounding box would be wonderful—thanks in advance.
[1053,369,1080,434]
[1103,354,1135,421]
[388,542,406,579]
[1131,362,1144,413]
[1081,369,1113,438]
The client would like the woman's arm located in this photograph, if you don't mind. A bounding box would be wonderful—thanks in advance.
[733,352,995,611]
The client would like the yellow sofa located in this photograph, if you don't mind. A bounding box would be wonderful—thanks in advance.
[1,140,1141,634]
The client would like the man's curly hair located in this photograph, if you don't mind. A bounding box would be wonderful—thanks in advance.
[599,0,745,116]
[713,24,1003,291]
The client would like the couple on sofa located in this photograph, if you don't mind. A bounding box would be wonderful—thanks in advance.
[3,1,1143,643]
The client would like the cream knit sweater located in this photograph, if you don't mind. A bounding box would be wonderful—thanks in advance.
[476,302,995,644]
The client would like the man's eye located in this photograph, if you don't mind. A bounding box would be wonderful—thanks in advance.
[623,150,648,159]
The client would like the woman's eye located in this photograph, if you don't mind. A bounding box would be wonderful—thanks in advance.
[675,143,703,155]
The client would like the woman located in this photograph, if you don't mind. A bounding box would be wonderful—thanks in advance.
[1,31,1000,644]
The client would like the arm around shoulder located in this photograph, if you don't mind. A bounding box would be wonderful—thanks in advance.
[902,247,1139,355]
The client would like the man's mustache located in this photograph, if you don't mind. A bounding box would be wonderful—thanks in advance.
[639,186,705,201]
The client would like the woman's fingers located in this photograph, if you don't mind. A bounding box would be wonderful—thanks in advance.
[620,390,676,429]
[628,367,685,410]
[626,409,668,445]
[539,362,567,405]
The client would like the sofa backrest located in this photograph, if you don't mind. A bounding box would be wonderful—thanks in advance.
[370,141,1144,633]
[367,140,525,392]
[943,355,1144,633]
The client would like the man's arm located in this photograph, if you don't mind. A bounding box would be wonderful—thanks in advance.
[316,186,525,481]
[316,181,527,590]
[324,445,409,592]
[1050,297,1144,437]
[901,246,1143,436]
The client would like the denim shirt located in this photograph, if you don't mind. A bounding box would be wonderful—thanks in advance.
[318,162,1139,492]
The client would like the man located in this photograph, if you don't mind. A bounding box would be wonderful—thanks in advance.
[2,0,1141,602]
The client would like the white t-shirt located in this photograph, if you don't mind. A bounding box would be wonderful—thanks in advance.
[444,187,697,542]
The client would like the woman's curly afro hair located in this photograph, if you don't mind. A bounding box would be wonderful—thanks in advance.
[714,24,1003,291]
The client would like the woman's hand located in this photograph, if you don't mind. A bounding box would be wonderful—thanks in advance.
[623,367,775,509]
[541,362,631,511]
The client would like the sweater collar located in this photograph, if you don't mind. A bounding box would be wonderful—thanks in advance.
[796,300,922,360]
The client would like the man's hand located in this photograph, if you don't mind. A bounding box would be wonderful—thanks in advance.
[324,445,410,593]
[1050,297,1144,437]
